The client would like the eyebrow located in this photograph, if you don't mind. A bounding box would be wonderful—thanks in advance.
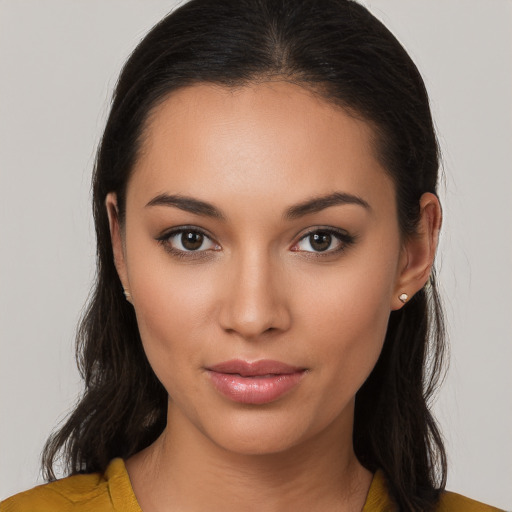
[145,191,370,220]
[146,193,226,220]
[283,192,370,220]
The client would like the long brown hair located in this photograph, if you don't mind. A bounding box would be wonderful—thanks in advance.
[42,1,447,510]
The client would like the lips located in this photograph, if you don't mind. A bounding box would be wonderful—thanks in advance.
[206,359,306,405]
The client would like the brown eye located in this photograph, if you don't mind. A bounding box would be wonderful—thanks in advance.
[158,227,219,255]
[309,232,332,252]
[181,231,204,250]
[293,228,354,255]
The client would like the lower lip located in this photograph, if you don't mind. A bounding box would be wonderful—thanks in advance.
[207,371,305,405]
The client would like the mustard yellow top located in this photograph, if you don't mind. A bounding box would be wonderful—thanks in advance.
[0,458,504,512]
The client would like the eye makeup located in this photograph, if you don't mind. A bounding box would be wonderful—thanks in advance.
[155,224,357,262]
[292,227,356,256]
[156,225,220,261]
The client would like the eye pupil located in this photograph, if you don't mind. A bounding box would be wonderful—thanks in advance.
[310,232,331,251]
[181,231,204,250]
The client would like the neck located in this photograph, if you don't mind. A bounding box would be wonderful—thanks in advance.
[126,403,373,512]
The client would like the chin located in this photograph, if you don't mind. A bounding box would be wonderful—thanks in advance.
[212,428,306,457]
[196,406,335,458]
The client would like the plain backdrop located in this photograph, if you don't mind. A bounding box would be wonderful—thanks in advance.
[0,0,511,509]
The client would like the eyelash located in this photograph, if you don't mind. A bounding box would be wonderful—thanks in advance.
[156,226,355,260]
[292,228,355,257]
[156,226,220,260]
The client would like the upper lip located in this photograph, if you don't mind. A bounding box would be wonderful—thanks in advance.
[207,359,304,377]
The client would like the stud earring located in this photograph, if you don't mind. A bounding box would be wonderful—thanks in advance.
[399,293,409,304]
[123,289,132,302]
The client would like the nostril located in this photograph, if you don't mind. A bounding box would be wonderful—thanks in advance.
[217,275,292,338]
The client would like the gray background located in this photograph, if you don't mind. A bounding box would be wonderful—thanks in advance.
[0,0,511,509]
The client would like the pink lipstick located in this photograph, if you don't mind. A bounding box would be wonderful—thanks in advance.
[206,359,306,405]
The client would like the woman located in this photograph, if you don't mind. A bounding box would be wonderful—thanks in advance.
[0,0,505,511]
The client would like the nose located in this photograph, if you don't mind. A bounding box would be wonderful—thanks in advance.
[218,250,291,340]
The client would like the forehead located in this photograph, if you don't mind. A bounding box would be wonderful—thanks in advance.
[129,81,394,212]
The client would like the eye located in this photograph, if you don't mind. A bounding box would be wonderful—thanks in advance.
[157,227,220,255]
[292,228,354,254]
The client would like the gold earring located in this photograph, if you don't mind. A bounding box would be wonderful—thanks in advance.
[399,293,409,304]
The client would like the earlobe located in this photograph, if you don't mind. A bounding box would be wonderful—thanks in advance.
[105,193,131,299]
[392,192,442,310]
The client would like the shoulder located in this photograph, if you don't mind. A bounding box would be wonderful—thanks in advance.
[0,459,140,512]
[437,490,506,512]
[363,470,505,512]
[0,472,107,512]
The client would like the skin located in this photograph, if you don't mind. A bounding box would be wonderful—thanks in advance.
[106,82,441,512]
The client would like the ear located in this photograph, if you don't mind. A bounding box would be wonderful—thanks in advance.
[391,192,442,310]
[105,192,131,302]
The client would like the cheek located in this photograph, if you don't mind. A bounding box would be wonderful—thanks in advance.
[296,254,397,389]
[134,271,213,344]
[124,239,219,391]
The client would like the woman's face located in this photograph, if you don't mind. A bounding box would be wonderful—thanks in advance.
[109,82,416,455]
